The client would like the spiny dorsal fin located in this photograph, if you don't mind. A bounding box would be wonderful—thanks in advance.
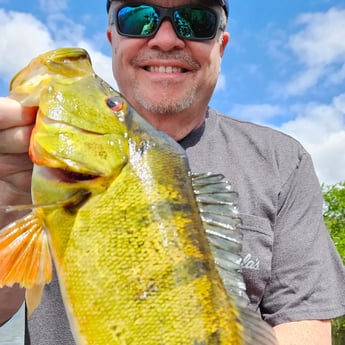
[192,172,278,345]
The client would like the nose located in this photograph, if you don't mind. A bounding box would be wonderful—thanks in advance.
[147,19,186,51]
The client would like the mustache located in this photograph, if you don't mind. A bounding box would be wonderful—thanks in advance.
[132,51,200,70]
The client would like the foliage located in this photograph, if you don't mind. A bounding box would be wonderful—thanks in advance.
[332,316,345,345]
[322,181,345,264]
[322,181,345,343]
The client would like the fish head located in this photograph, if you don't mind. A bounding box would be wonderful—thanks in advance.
[9,48,131,209]
[28,76,130,180]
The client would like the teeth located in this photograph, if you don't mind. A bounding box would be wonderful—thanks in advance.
[147,66,184,73]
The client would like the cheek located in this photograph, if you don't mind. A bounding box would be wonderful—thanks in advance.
[208,45,223,74]
[111,42,129,78]
[197,54,220,83]
[112,45,138,94]
[194,42,222,72]
[112,38,140,71]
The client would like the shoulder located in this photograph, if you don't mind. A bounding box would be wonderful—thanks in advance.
[209,108,305,152]
[207,108,310,172]
[184,108,317,193]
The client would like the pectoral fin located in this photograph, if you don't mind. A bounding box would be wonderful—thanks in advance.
[0,213,52,289]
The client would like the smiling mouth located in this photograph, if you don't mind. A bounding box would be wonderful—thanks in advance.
[144,66,187,73]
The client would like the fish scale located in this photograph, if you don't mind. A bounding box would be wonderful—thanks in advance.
[0,48,277,345]
[57,163,241,344]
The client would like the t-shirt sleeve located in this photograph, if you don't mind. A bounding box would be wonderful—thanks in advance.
[260,152,345,326]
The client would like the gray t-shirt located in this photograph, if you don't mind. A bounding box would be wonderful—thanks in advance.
[25,108,345,344]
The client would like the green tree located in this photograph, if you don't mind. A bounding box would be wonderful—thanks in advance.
[323,181,345,264]
[322,181,345,344]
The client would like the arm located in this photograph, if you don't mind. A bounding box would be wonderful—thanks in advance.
[0,97,36,325]
[259,151,345,340]
[273,320,331,345]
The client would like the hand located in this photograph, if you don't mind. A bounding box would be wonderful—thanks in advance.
[0,285,25,326]
[0,97,37,227]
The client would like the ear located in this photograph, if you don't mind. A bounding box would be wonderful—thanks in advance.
[106,28,112,44]
[220,32,230,57]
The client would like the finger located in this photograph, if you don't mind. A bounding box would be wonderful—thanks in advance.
[0,153,33,178]
[0,180,32,207]
[0,125,34,153]
[3,170,33,194]
[0,97,37,130]
[0,153,32,193]
[0,180,32,227]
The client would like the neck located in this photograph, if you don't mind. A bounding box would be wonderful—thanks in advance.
[137,107,208,141]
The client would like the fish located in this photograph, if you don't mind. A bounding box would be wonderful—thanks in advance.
[0,48,277,345]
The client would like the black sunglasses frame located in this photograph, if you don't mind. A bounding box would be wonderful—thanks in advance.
[111,3,222,41]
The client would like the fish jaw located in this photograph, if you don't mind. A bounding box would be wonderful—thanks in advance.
[26,77,130,179]
[29,110,129,178]
[9,48,94,106]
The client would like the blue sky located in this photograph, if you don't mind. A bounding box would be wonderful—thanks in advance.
[0,0,344,184]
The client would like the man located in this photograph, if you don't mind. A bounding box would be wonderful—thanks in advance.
[0,1,344,344]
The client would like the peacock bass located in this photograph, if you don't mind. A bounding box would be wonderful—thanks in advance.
[0,48,277,345]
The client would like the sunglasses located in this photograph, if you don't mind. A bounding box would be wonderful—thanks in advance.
[111,4,222,41]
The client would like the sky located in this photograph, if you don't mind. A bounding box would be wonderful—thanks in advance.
[0,0,344,185]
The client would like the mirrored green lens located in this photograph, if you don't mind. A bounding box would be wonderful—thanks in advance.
[174,8,217,39]
[116,5,219,40]
[117,5,160,36]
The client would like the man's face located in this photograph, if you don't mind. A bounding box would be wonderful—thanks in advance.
[107,0,229,121]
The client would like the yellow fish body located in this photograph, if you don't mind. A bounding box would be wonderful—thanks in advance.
[0,48,277,345]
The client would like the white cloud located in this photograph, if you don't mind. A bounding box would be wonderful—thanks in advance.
[39,0,68,14]
[282,7,345,96]
[0,10,54,81]
[75,40,116,89]
[277,94,345,184]
[0,8,115,93]
[215,73,226,91]
[45,13,86,45]
[230,103,284,124]
[262,7,345,184]
[328,62,345,85]
[291,8,345,66]
[283,66,324,97]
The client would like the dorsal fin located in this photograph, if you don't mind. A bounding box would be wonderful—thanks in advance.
[192,173,278,345]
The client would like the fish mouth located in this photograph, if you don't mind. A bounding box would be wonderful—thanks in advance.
[58,169,99,183]
[37,166,100,184]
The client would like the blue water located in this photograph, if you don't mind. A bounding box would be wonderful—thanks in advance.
[0,304,24,345]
